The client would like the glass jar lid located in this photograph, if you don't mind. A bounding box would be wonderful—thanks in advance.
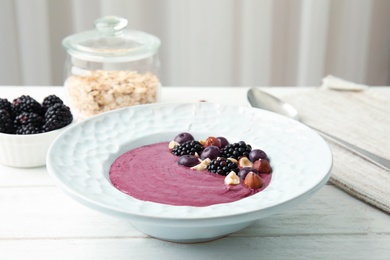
[62,16,161,62]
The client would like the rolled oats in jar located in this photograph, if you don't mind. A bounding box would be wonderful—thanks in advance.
[62,16,161,118]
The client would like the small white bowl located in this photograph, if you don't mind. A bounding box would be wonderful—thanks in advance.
[0,120,75,168]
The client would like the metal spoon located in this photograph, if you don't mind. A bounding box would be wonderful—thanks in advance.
[247,87,390,172]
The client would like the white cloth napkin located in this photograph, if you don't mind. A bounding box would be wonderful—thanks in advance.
[284,77,390,213]
[321,75,369,91]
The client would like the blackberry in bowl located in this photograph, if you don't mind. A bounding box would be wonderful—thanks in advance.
[0,95,75,168]
[220,141,252,160]
[207,157,239,176]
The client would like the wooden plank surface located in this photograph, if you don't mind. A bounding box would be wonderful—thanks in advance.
[1,185,389,238]
[0,185,389,259]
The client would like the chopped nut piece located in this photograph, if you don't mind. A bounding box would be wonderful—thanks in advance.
[224,171,240,185]
[191,158,211,171]
[238,157,253,168]
[227,158,238,163]
[168,140,179,150]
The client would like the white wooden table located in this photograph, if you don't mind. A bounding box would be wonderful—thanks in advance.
[0,86,389,259]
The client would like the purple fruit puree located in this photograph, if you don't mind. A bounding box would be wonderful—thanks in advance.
[109,142,272,207]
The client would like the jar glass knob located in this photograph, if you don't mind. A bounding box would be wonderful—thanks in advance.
[94,16,128,36]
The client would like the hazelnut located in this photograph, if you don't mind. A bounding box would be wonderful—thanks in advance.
[168,140,179,150]
[244,172,263,189]
[224,171,240,185]
[238,157,253,168]
[204,137,221,148]
[191,158,211,171]
[252,159,272,173]
[227,157,238,163]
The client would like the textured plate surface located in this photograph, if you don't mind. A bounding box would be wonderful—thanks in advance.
[47,103,332,221]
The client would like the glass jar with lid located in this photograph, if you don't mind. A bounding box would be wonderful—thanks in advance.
[62,16,161,118]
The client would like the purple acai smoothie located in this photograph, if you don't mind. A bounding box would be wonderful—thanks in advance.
[109,142,272,207]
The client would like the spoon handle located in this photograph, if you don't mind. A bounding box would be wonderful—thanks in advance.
[311,126,390,172]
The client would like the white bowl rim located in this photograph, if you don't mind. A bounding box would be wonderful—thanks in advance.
[47,102,332,221]
[0,118,76,139]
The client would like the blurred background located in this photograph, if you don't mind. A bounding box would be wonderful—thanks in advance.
[0,0,389,87]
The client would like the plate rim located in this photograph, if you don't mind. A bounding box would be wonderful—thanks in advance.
[47,102,333,221]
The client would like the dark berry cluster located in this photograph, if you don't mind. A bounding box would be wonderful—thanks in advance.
[172,140,204,156]
[220,141,252,160]
[170,132,272,191]
[42,95,64,112]
[0,109,15,134]
[42,103,73,132]
[12,95,44,116]
[0,95,72,135]
[207,157,239,176]
[16,124,42,135]
[0,98,13,116]
[14,112,45,128]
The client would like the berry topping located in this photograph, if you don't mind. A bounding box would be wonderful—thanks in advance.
[178,155,200,167]
[207,157,239,176]
[14,112,45,128]
[16,124,42,135]
[168,132,271,190]
[200,145,220,160]
[0,98,13,116]
[12,95,43,116]
[216,136,229,148]
[249,149,269,162]
[172,140,204,156]
[42,95,64,111]
[220,141,252,160]
[174,132,194,144]
[0,109,15,134]
[42,103,73,132]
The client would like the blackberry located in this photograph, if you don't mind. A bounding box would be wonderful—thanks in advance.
[42,103,73,132]
[16,124,42,135]
[172,140,204,156]
[14,112,45,128]
[0,98,13,117]
[220,141,252,160]
[12,95,43,116]
[0,109,15,134]
[42,95,63,111]
[207,157,239,176]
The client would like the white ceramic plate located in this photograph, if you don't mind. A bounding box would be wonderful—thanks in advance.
[47,102,332,242]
